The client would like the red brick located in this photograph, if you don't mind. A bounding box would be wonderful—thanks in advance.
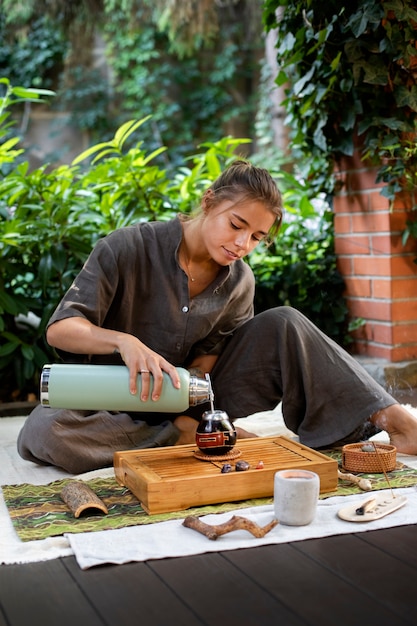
[345,168,383,193]
[353,257,391,276]
[391,278,417,298]
[372,279,392,299]
[333,193,369,214]
[350,321,391,344]
[390,346,417,361]
[336,257,354,276]
[336,151,364,173]
[393,192,416,211]
[367,191,390,211]
[335,235,371,255]
[350,342,393,360]
[389,210,409,231]
[392,300,417,321]
[350,342,417,361]
[390,255,417,278]
[370,234,395,255]
[346,298,391,321]
[351,212,391,233]
[334,214,352,234]
[349,321,417,346]
[392,323,417,344]
[343,277,371,298]
[371,233,415,255]
[368,323,393,344]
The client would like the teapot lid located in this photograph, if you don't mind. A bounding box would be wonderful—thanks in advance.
[202,409,230,421]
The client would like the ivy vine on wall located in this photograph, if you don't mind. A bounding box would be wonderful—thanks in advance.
[263,0,417,223]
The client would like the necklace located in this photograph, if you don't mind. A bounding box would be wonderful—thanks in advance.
[181,239,196,282]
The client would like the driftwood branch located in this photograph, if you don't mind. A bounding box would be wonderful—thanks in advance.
[183,515,278,541]
[338,469,372,491]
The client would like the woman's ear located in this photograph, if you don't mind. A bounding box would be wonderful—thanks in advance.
[202,188,214,213]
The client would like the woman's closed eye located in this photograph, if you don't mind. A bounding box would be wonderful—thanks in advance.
[230,221,262,242]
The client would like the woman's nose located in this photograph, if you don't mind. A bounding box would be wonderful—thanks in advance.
[235,231,251,250]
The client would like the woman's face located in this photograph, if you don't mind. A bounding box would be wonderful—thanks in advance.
[202,198,276,266]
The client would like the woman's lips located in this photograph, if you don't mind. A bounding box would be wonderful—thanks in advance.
[222,246,240,261]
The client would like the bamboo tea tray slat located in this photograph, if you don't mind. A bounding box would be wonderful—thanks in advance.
[114,436,338,514]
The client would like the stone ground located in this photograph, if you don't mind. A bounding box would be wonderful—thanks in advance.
[358,356,417,406]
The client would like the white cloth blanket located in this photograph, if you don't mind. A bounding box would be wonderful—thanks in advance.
[66,487,417,570]
[2,407,417,567]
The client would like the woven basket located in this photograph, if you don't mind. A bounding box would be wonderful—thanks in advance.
[342,442,397,473]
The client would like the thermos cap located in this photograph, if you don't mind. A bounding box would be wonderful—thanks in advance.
[188,376,211,406]
[40,364,51,406]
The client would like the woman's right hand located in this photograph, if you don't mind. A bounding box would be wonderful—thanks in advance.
[46,317,181,401]
[116,334,181,400]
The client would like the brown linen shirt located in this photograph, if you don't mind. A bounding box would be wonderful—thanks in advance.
[48,216,255,367]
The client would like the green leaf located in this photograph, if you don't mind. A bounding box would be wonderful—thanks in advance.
[361,60,389,85]
[348,12,369,38]
[72,142,115,165]
[395,85,417,112]
[12,87,55,99]
[0,341,18,357]
[114,117,152,149]
[0,290,22,315]
[91,148,121,163]
[21,344,35,361]
[1,137,21,151]
[142,146,168,166]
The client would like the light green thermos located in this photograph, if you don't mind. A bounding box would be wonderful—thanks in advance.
[40,363,211,412]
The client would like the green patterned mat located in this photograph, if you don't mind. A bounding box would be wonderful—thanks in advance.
[3,450,417,542]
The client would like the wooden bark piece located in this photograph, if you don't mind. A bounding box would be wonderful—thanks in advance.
[183,515,278,540]
[61,480,108,518]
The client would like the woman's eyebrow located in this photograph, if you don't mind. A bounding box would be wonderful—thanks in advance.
[232,212,269,237]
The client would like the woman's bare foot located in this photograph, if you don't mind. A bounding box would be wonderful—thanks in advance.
[235,426,257,439]
[370,403,417,455]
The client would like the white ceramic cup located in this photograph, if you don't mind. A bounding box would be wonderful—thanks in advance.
[274,469,320,526]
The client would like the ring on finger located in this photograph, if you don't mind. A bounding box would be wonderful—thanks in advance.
[140,369,150,373]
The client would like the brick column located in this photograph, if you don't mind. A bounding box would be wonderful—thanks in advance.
[334,153,417,362]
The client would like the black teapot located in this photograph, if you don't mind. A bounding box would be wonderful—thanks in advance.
[196,409,237,455]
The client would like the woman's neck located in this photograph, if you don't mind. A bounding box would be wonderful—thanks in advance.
[180,221,220,294]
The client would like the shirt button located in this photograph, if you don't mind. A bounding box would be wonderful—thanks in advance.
[175,343,181,351]
[182,306,189,313]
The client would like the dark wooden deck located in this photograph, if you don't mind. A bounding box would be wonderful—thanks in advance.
[1,523,417,625]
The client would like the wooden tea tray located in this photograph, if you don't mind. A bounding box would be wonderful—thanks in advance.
[114,436,338,515]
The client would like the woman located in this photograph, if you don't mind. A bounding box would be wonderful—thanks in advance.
[17,160,417,473]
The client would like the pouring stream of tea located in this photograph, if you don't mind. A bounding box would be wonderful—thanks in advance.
[205,373,215,412]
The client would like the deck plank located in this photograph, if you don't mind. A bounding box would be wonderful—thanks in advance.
[148,551,305,626]
[0,558,103,626]
[355,523,417,566]
[64,555,205,625]
[0,608,7,626]
[223,539,408,625]
[293,532,417,623]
